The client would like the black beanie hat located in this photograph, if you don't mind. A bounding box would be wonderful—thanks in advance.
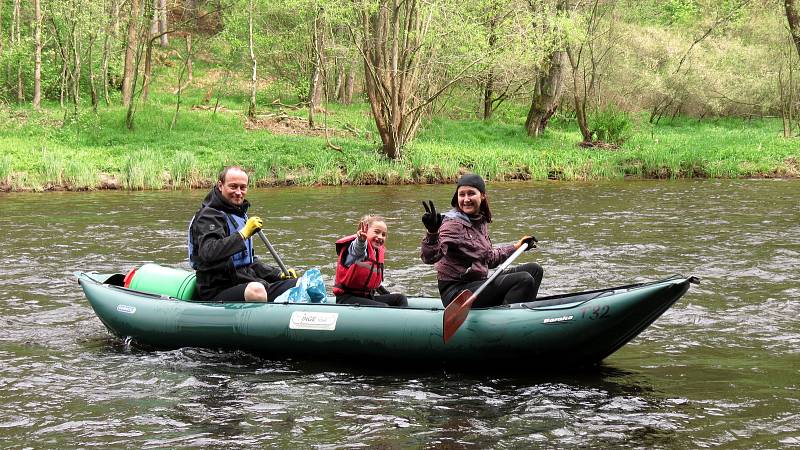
[451,173,486,207]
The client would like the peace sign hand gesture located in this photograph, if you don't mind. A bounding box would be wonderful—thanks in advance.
[356,221,369,241]
[421,200,444,234]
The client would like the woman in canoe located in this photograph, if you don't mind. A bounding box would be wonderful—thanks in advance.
[420,173,543,307]
[334,214,408,307]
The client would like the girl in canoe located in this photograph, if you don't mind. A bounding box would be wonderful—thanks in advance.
[334,215,408,307]
[420,173,543,307]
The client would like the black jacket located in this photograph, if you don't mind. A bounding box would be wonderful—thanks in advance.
[189,187,282,300]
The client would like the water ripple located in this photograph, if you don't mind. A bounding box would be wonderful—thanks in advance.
[1,180,799,447]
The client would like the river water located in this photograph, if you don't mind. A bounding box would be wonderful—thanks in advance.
[1,179,798,448]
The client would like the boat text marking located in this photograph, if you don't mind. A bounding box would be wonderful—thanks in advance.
[581,305,611,320]
[289,311,339,331]
[116,304,136,314]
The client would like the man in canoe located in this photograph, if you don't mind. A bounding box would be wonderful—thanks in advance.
[187,166,299,302]
[420,173,543,307]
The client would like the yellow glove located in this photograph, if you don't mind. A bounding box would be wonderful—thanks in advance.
[239,216,263,240]
[280,268,299,280]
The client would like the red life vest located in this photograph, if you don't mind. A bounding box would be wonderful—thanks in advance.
[334,234,385,297]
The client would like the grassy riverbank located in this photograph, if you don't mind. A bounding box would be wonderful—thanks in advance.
[1,95,797,191]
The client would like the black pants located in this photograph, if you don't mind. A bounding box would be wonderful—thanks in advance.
[336,293,408,307]
[439,262,543,308]
[213,279,297,302]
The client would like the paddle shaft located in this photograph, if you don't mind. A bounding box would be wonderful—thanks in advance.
[468,242,529,300]
[256,230,290,276]
[442,242,530,343]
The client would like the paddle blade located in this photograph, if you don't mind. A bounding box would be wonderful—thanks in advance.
[442,290,476,343]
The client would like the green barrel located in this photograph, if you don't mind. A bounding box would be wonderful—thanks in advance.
[127,263,197,301]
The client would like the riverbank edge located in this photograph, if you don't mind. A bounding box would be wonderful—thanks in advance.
[1,166,798,193]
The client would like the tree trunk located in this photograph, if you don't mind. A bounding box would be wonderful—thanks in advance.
[482,16,498,120]
[566,46,592,143]
[122,0,142,106]
[142,0,157,103]
[780,63,795,138]
[185,0,197,82]
[50,20,68,107]
[344,62,356,105]
[171,51,190,130]
[33,0,42,109]
[483,68,494,120]
[88,34,98,112]
[309,9,325,127]
[101,7,112,105]
[13,0,24,103]
[125,37,146,130]
[525,51,566,137]
[108,0,121,90]
[158,0,168,47]
[71,19,82,115]
[337,57,357,105]
[786,0,800,58]
[150,0,159,41]
[141,36,154,102]
[334,64,344,102]
[247,0,257,119]
[186,33,193,81]
[0,0,4,55]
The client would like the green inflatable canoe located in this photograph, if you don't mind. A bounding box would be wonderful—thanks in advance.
[76,270,696,369]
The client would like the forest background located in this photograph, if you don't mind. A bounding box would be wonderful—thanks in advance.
[0,0,799,191]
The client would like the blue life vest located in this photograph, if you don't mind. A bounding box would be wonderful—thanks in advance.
[188,208,254,270]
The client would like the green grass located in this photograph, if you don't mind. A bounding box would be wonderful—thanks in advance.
[0,68,797,191]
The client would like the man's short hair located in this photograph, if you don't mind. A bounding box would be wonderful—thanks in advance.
[218,166,247,183]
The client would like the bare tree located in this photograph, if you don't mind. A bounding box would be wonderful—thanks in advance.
[565,0,617,144]
[787,0,800,58]
[122,0,142,106]
[247,0,257,119]
[526,50,567,136]
[142,0,158,102]
[309,7,325,127]
[70,6,82,115]
[524,0,567,136]
[159,0,168,47]
[779,63,795,137]
[355,0,481,159]
[482,13,499,120]
[88,32,99,111]
[333,24,358,105]
[101,0,121,104]
[185,0,197,81]
[0,1,4,55]
[12,0,24,102]
[648,0,751,124]
[33,0,43,109]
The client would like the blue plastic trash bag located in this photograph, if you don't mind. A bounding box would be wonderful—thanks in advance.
[273,268,329,304]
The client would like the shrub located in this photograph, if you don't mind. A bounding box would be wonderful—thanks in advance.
[590,105,632,145]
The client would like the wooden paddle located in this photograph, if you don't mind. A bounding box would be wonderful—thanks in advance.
[442,242,530,343]
[256,230,290,277]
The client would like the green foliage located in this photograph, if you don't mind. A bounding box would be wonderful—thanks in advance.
[0,0,796,190]
[0,154,12,183]
[170,152,200,189]
[63,158,97,190]
[122,148,165,190]
[590,105,632,145]
[663,0,700,26]
[41,148,65,186]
